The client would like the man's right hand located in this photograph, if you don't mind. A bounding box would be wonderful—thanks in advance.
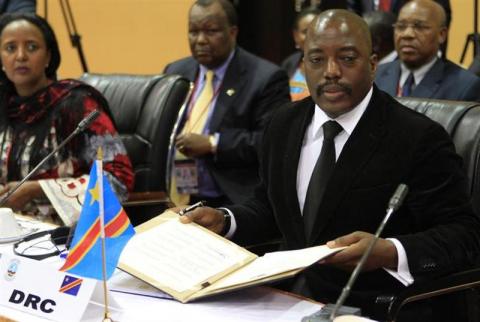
[179,206,226,235]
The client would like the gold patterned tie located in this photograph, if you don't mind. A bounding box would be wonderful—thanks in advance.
[183,70,215,134]
[171,70,215,206]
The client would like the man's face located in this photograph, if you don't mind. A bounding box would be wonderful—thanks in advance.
[394,2,446,69]
[188,3,237,69]
[304,20,377,118]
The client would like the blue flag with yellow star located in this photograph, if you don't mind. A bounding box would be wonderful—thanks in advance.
[60,161,135,280]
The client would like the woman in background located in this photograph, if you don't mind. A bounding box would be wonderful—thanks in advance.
[281,7,320,101]
[0,13,133,222]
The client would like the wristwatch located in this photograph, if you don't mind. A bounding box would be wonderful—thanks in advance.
[219,209,231,236]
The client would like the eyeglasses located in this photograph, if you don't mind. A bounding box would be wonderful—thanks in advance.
[393,21,432,33]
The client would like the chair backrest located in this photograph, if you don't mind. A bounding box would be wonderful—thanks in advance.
[80,73,190,193]
[397,97,480,214]
[468,54,480,77]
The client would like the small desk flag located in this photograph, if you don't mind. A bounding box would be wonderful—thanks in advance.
[60,161,135,280]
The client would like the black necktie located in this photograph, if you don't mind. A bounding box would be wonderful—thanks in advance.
[303,120,343,239]
[401,73,415,97]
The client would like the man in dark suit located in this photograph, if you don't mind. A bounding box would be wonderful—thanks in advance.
[181,8,480,321]
[347,0,451,27]
[348,0,451,56]
[375,0,480,101]
[164,0,290,206]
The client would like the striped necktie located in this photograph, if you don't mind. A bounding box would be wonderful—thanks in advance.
[183,70,215,134]
[401,73,415,97]
[171,70,215,206]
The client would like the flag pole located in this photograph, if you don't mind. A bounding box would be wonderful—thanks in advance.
[97,147,112,322]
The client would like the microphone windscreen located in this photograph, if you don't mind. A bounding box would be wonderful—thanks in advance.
[388,183,409,211]
[77,110,101,131]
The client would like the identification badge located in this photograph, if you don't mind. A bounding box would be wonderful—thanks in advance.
[174,159,199,194]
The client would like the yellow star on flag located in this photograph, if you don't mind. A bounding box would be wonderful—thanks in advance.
[89,180,100,205]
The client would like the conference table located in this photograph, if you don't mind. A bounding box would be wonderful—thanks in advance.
[0,283,323,322]
[0,219,324,322]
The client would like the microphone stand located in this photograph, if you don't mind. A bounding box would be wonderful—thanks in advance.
[329,185,409,320]
[302,184,409,322]
[0,110,100,207]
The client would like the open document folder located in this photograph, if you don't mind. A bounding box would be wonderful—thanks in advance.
[118,210,344,303]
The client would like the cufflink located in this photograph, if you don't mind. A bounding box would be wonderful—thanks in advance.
[226,88,235,96]
[209,135,217,154]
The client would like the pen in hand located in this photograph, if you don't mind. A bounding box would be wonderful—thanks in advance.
[178,201,206,216]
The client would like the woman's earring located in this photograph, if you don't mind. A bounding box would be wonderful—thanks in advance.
[1,66,4,71]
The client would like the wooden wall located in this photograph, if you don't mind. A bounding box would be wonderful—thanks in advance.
[447,0,479,67]
[36,0,193,79]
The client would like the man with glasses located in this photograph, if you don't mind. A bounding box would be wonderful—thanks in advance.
[375,0,480,101]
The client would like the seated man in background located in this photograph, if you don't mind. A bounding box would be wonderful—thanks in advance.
[375,0,480,100]
[164,0,290,207]
[281,7,321,101]
[347,0,451,28]
[364,10,397,64]
[181,9,480,322]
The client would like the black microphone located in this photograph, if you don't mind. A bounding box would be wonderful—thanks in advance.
[76,110,101,132]
[0,110,101,207]
[302,183,409,322]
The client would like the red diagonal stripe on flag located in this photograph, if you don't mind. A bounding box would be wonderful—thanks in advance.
[105,208,129,237]
[60,219,101,271]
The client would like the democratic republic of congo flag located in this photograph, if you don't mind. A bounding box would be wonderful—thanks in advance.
[60,161,135,280]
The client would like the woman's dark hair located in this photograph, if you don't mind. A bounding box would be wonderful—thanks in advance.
[0,13,61,82]
[293,7,321,30]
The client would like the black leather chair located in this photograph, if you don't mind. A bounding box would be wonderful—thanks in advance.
[468,54,480,77]
[371,97,480,322]
[79,73,191,225]
[396,97,480,215]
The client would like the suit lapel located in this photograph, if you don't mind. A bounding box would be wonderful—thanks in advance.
[209,49,247,132]
[379,61,400,96]
[411,59,443,98]
[308,88,387,245]
[181,59,199,82]
[283,99,316,245]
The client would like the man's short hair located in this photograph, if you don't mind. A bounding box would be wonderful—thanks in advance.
[195,0,238,26]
